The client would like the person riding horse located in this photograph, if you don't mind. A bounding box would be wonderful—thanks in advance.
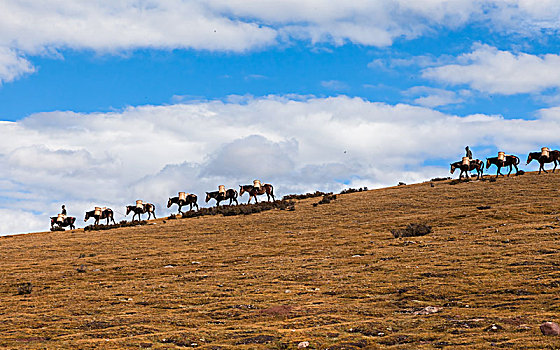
[465,146,472,160]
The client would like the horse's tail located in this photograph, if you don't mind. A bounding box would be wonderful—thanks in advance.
[513,155,520,166]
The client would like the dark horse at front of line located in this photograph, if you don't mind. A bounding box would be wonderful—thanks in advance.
[450,159,484,180]
[126,203,156,221]
[205,189,238,206]
[50,216,76,230]
[527,150,560,174]
[84,208,116,225]
[486,155,520,177]
[239,183,275,204]
[168,194,199,213]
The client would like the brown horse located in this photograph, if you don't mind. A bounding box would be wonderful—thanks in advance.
[85,208,116,225]
[450,159,484,180]
[527,150,560,174]
[239,184,275,204]
[486,155,520,177]
[205,189,238,206]
[167,194,199,213]
[126,203,156,221]
[50,216,76,230]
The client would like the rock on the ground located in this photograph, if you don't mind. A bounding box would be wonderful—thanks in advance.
[298,341,310,348]
[540,322,560,336]
[413,306,441,315]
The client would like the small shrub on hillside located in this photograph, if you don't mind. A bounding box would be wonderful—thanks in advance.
[283,191,331,200]
[391,223,432,238]
[50,226,65,232]
[339,187,368,195]
[84,220,147,231]
[182,200,294,219]
[431,177,451,182]
[17,282,32,295]
[313,194,337,207]
[449,178,471,185]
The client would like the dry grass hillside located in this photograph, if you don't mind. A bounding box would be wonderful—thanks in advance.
[3,172,560,349]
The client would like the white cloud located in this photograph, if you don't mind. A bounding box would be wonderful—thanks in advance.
[1,95,560,236]
[0,47,34,84]
[404,86,468,107]
[423,44,560,95]
[1,1,560,83]
[321,80,349,91]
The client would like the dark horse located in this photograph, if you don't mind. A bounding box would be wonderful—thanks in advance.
[527,150,560,174]
[450,159,484,180]
[239,184,275,204]
[84,208,116,225]
[167,194,199,213]
[205,189,238,206]
[50,216,76,230]
[486,155,520,177]
[126,203,156,221]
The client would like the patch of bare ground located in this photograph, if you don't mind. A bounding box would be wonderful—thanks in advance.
[2,172,560,348]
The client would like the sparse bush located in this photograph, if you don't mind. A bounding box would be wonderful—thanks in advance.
[391,223,432,238]
[431,177,451,182]
[340,187,368,195]
[182,200,295,219]
[17,282,32,295]
[449,178,471,185]
[283,191,331,200]
[313,194,337,207]
[84,220,147,231]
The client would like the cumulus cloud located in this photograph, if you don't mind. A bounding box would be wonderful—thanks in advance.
[2,1,560,83]
[423,44,560,95]
[0,47,35,84]
[1,95,559,235]
[404,86,469,107]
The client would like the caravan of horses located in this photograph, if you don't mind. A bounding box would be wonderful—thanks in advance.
[50,147,558,230]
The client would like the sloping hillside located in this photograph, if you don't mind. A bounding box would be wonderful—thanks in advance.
[2,172,560,349]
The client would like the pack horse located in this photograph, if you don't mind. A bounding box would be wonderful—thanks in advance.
[486,152,520,177]
[126,200,156,221]
[85,207,116,225]
[239,180,275,204]
[527,148,560,174]
[450,158,484,180]
[168,192,199,213]
[205,186,239,206]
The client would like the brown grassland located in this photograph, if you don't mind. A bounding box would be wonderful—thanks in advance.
[2,172,560,349]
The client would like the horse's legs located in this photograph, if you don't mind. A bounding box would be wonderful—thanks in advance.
[554,160,558,173]
[178,204,183,214]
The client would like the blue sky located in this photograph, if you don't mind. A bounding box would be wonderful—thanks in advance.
[2,1,560,235]
[4,25,558,121]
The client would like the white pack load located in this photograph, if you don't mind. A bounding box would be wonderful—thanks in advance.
[136,200,143,208]
[218,185,226,194]
[542,147,550,157]
[462,157,470,166]
[94,207,102,216]
[178,192,186,201]
[498,151,505,161]
[57,213,64,222]
[253,179,262,189]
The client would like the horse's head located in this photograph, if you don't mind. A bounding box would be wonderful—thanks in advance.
[239,185,245,196]
[126,206,132,215]
[84,211,90,222]
[526,153,534,165]
[450,163,456,174]
[205,192,211,203]
[167,198,172,208]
